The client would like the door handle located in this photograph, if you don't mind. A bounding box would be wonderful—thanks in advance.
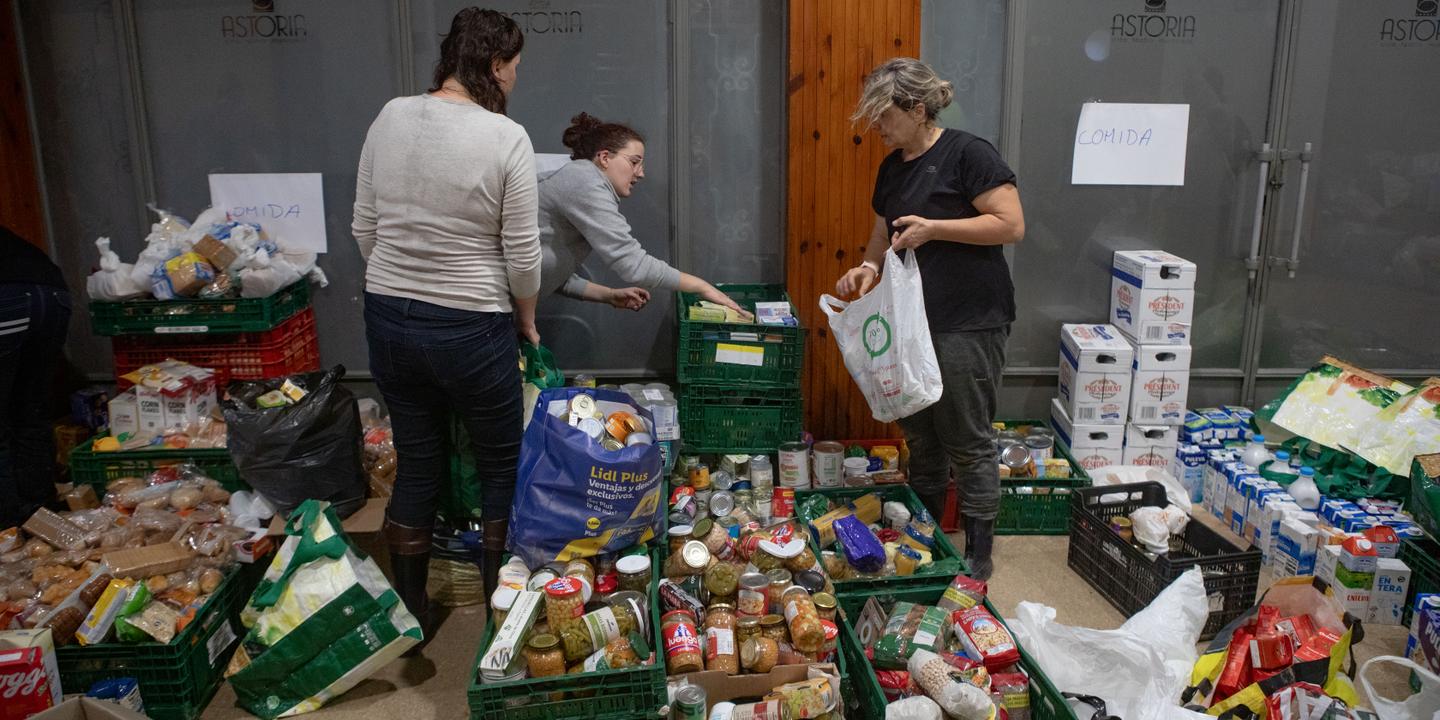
[1245,143,1275,280]
[1285,142,1315,279]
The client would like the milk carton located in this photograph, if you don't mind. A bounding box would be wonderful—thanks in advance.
[1123,424,1179,467]
[1181,410,1212,444]
[1368,558,1411,626]
[1057,324,1134,425]
[1260,500,1301,566]
[1222,405,1256,439]
[1406,594,1440,677]
[1110,250,1196,345]
[1339,536,1379,575]
[1315,544,1341,584]
[107,389,140,443]
[1199,408,1242,443]
[1203,450,1239,518]
[1051,398,1125,471]
[1229,475,1262,537]
[1172,444,1206,504]
[1337,584,1372,620]
[1247,485,1285,545]
[1128,343,1192,425]
[1275,517,1319,577]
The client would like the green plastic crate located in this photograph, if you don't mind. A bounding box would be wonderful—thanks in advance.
[56,567,245,720]
[996,419,1092,536]
[796,484,968,591]
[466,550,667,720]
[68,437,245,492]
[678,385,803,454]
[675,284,805,388]
[1399,534,1440,625]
[89,280,310,336]
[836,584,1078,720]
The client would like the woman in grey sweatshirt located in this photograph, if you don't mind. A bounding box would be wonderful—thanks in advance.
[537,113,748,316]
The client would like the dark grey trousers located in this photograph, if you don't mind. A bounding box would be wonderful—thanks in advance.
[898,326,1008,521]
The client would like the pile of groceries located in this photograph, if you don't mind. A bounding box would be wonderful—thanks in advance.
[96,360,227,452]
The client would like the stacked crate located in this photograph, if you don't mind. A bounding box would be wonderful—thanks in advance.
[674,284,804,453]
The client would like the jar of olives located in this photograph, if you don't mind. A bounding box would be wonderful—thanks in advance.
[704,561,739,598]
[616,554,651,594]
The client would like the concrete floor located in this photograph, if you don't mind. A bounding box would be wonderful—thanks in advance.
[200,524,1418,719]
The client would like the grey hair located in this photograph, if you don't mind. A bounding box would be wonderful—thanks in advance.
[851,57,954,126]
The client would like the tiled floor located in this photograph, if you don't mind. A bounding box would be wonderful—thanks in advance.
[200,523,1418,718]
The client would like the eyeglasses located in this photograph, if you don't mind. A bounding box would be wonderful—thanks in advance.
[617,153,644,170]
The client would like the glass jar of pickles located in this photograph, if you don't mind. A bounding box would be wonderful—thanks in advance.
[735,615,761,647]
[759,614,788,644]
[525,633,566,679]
[616,554,651,594]
[704,560,739,598]
[782,543,820,574]
[543,577,585,638]
[702,603,739,674]
[558,596,641,662]
[781,586,825,653]
[813,592,838,622]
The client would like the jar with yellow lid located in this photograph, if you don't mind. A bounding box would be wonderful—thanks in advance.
[525,633,566,679]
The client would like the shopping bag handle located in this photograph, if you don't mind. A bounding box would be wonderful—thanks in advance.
[251,500,352,609]
[817,294,850,318]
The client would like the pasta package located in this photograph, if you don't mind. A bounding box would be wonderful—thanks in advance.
[953,605,1020,671]
[833,515,885,574]
[937,575,988,613]
[874,602,952,669]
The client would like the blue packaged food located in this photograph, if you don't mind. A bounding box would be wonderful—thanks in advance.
[88,677,144,713]
[833,514,886,574]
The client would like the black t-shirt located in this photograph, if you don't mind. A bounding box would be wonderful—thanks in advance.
[0,225,66,289]
[870,129,1017,333]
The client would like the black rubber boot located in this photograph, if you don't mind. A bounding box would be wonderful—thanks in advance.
[482,519,509,602]
[385,519,433,656]
[967,517,996,582]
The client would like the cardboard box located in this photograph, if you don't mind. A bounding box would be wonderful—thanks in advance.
[676,662,841,714]
[1122,424,1178,467]
[1110,250,1196,345]
[29,697,149,720]
[101,542,195,580]
[0,629,63,717]
[1057,324,1133,425]
[1127,342,1191,425]
[107,390,140,443]
[193,234,238,272]
[1368,558,1411,626]
[1051,399,1124,471]
[134,386,166,438]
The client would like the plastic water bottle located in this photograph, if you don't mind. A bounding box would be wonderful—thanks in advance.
[1242,434,1271,470]
[1268,451,1299,480]
[1288,466,1321,510]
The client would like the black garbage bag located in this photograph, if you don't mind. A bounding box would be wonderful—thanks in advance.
[222,366,367,519]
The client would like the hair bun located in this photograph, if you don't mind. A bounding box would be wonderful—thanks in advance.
[562,112,603,150]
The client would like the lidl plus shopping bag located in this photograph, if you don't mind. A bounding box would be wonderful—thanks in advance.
[508,387,663,569]
[819,248,942,423]
[228,500,421,718]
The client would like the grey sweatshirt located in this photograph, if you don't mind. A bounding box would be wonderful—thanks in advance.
[353,95,540,313]
[537,159,681,299]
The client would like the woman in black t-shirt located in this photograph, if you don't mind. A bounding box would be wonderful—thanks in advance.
[834,57,1025,581]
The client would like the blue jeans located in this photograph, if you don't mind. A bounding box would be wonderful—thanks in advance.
[0,284,72,527]
[364,292,521,527]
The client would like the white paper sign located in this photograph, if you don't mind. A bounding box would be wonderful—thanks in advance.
[209,173,327,253]
[1071,103,1190,186]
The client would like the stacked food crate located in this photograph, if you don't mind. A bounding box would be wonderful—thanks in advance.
[675,284,805,454]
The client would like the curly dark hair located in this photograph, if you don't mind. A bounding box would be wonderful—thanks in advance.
[561,113,644,161]
[429,7,523,115]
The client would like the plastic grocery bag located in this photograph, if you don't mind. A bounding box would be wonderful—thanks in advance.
[1008,568,1210,720]
[239,248,303,298]
[1360,656,1440,720]
[129,206,191,288]
[819,248,942,422]
[507,387,663,569]
[223,367,367,519]
[228,500,421,718]
[85,237,147,301]
[520,342,565,429]
[1412,454,1440,540]
[1351,380,1440,476]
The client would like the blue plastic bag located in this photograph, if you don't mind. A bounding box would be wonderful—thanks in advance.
[507,387,664,569]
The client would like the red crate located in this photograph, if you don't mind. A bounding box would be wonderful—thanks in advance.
[113,308,320,387]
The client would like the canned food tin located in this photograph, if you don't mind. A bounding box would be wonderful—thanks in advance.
[710,490,736,518]
[674,685,707,720]
[717,515,740,539]
[572,373,597,388]
[604,412,634,442]
[812,441,845,488]
[710,470,734,491]
[1029,426,1055,440]
[778,441,810,489]
[1000,442,1035,477]
[997,429,1025,445]
[690,463,712,491]
[771,487,795,518]
[600,437,624,452]
[748,455,774,491]
[682,540,712,571]
[625,432,653,447]
[578,417,605,441]
[569,394,596,419]
[1025,434,1054,465]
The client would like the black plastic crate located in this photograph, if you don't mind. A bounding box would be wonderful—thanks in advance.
[1067,481,1260,639]
[1398,534,1440,626]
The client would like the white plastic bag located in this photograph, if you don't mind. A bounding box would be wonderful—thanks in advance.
[1008,568,1211,720]
[819,249,942,422]
[1359,656,1440,720]
[886,696,944,720]
[1092,465,1193,515]
[1130,505,1187,554]
[85,237,147,301]
[238,248,303,298]
[130,206,191,288]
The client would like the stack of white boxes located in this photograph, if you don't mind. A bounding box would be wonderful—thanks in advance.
[1052,251,1195,472]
